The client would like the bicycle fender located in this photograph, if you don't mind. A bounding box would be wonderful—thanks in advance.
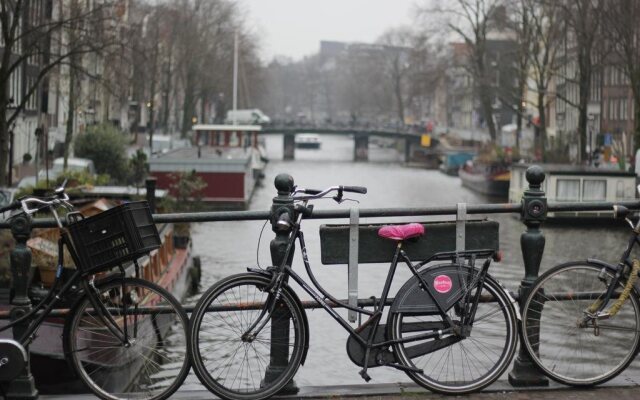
[390,264,468,314]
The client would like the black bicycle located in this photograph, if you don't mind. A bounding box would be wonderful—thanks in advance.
[0,185,190,400]
[188,184,518,399]
[521,202,640,386]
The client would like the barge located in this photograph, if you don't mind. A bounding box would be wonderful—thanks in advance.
[509,163,637,219]
[459,160,511,198]
[0,198,199,394]
[149,124,266,209]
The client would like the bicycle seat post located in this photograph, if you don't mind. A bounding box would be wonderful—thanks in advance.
[6,212,38,398]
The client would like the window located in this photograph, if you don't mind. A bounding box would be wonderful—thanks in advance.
[583,179,606,201]
[609,99,615,120]
[556,179,580,201]
[616,180,625,199]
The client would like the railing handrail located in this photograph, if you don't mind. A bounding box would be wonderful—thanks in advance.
[2,199,638,228]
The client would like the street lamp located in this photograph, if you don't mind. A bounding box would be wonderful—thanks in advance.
[588,113,596,166]
[6,99,17,187]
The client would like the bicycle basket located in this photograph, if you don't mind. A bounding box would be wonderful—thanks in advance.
[68,201,161,274]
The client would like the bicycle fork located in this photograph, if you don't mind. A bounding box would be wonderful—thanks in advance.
[241,274,285,342]
[83,276,133,347]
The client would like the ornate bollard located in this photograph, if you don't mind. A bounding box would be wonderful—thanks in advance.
[508,165,549,386]
[264,173,299,393]
[5,214,38,399]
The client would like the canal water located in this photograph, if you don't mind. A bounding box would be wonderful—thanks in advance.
[184,135,640,389]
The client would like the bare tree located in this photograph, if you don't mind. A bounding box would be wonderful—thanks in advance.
[522,0,562,158]
[435,0,503,140]
[0,0,116,183]
[378,27,413,124]
[602,0,640,150]
[555,0,604,162]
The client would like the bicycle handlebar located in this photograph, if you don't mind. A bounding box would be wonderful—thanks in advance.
[0,187,73,218]
[342,186,367,194]
[293,185,367,200]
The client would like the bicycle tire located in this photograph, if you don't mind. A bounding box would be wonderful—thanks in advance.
[189,273,306,400]
[63,277,190,400]
[389,266,518,394]
[522,261,640,386]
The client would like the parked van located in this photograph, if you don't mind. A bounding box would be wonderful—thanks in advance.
[225,109,271,125]
[44,157,96,179]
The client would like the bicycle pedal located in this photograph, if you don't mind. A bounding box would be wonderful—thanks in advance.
[359,369,371,382]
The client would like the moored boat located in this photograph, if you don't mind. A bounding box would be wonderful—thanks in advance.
[295,133,322,149]
[0,198,199,394]
[439,151,475,176]
[509,163,637,219]
[149,124,266,209]
[459,160,510,198]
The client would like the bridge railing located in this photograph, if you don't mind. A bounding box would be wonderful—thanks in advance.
[3,165,640,397]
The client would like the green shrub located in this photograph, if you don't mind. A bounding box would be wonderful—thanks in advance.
[74,124,128,183]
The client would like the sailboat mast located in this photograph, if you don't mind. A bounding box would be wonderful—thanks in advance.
[232,30,239,125]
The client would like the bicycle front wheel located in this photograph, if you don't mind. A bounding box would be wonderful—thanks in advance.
[390,268,518,394]
[522,261,640,386]
[189,273,306,400]
[64,277,190,400]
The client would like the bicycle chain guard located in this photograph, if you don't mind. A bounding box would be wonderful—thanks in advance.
[390,264,468,314]
[0,339,27,381]
[346,324,394,368]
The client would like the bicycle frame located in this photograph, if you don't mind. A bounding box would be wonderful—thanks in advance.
[250,210,497,354]
[0,231,132,345]
[588,227,640,315]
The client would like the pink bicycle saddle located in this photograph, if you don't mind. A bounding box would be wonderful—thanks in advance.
[377,223,425,241]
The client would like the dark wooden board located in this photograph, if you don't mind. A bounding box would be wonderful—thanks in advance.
[319,220,499,265]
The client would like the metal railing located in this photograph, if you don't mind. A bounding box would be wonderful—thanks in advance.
[3,165,640,397]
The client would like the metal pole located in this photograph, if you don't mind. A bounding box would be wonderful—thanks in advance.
[145,177,157,213]
[264,173,298,394]
[508,165,549,386]
[232,30,238,126]
[5,215,38,399]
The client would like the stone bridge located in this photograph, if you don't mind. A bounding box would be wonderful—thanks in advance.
[260,124,432,162]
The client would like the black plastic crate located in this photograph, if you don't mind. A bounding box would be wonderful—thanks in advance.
[68,201,161,274]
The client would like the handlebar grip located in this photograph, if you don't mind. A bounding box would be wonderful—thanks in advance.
[341,186,367,194]
[0,201,21,214]
[303,188,323,195]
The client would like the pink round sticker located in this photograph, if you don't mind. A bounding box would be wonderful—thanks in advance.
[433,275,453,293]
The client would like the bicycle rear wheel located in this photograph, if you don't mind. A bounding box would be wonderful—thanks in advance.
[189,273,306,400]
[522,261,640,386]
[389,267,518,394]
[64,277,190,400]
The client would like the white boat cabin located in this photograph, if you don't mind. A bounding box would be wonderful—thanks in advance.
[509,163,637,218]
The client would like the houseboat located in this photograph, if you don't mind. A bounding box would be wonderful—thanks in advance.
[148,124,266,209]
[0,198,199,393]
[439,150,475,176]
[459,159,511,198]
[509,163,637,218]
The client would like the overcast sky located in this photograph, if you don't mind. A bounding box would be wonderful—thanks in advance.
[238,0,420,61]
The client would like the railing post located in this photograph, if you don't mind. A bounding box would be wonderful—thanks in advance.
[145,177,157,213]
[5,214,38,399]
[264,173,298,394]
[508,165,549,387]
